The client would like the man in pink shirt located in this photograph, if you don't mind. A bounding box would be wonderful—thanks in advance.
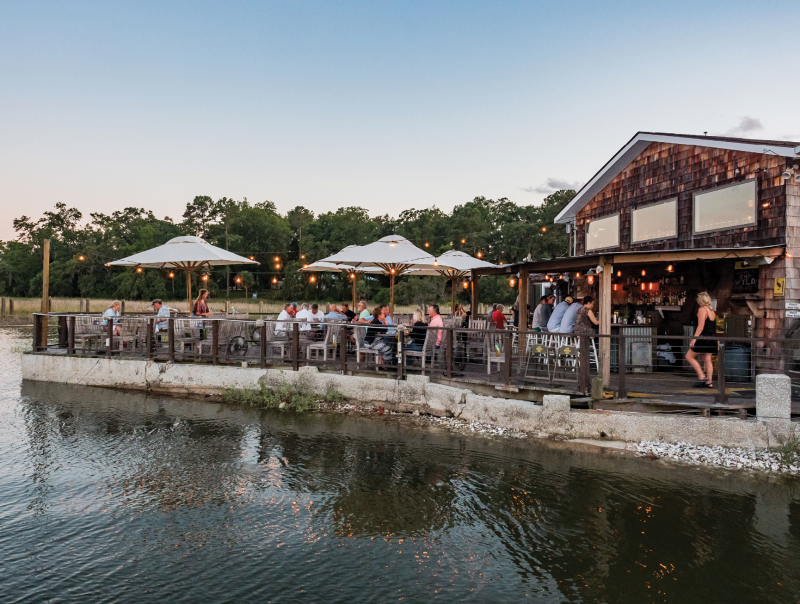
[427,304,444,347]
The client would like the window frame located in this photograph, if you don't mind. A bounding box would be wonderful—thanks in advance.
[584,212,620,252]
[631,197,678,244]
[692,179,758,236]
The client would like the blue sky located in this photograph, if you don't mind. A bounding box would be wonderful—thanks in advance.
[1,0,799,240]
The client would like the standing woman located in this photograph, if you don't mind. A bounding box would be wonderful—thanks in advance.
[192,289,212,317]
[686,291,717,388]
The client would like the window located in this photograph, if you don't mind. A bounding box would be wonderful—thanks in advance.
[585,214,619,251]
[632,199,677,243]
[693,180,757,235]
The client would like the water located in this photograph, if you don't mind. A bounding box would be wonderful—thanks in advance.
[1,329,799,603]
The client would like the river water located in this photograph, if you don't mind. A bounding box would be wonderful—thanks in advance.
[1,328,799,603]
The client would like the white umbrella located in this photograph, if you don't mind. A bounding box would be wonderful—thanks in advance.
[410,250,501,312]
[300,249,389,309]
[107,235,259,305]
[319,235,435,313]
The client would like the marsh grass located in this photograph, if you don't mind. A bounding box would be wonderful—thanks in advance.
[222,381,345,413]
[773,429,800,469]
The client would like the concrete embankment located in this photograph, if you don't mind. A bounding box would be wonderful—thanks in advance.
[21,353,796,450]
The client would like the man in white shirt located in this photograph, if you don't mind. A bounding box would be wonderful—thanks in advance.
[294,303,312,331]
[276,303,294,333]
[308,304,325,324]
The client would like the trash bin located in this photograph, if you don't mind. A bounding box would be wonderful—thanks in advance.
[724,342,751,382]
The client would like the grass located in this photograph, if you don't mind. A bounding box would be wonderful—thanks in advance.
[221,381,345,413]
[773,429,800,469]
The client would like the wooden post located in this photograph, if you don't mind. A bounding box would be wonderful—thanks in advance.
[470,271,479,317]
[68,316,76,355]
[120,300,125,315]
[84,298,90,313]
[260,323,267,369]
[717,341,727,405]
[351,273,357,309]
[147,319,154,359]
[106,319,113,357]
[225,300,230,314]
[579,335,590,393]
[33,314,42,352]
[292,323,300,371]
[617,334,626,399]
[397,329,404,380]
[340,324,348,374]
[8,298,13,315]
[168,318,175,363]
[599,259,612,387]
[519,269,529,330]
[1,297,5,317]
[446,327,453,379]
[504,331,512,386]
[40,239,50,347]
[450,277,456,316]
[58,315,68,347]
[259,301,264,315]
[212,320,219,365]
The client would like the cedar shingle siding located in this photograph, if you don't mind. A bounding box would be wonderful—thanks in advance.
[575,142,788,255]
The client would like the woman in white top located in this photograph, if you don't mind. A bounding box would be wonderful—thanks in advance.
[102,300,122,336]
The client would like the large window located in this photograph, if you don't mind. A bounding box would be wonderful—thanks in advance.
[632,199,677,243]
[585,214,619,251]
[693,180,757,235]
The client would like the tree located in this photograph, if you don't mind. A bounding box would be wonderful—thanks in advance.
[238,270,255,298]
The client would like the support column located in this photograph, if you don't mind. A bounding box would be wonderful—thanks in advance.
[40,239,50,347]
[351,274,357,309]
[470,271,479,317]
[518,269,529,330]
[390,272,395,316]
[600,259,612,387]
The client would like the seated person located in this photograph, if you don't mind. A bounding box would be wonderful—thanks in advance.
[306,303,325,340]
[491,304,506,330]
[192,289,212,318]
[531,295,554,330]
[427,304,444,348]
[276,303,294,335]
[294,303,313,331]
[380,305,397,336]
[152,299,171,334]
[356,300,371,323]
[546,297,573,332]
[341,303,356,321]
[102,300,122,336]
[574,295,600,335]
[400,309,428,351]
[325,304,347,321]
[559,298,584,334]
[364,306,394,365]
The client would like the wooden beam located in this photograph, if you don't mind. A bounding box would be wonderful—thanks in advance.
[40,239,50,347]
[611,246,784,265]
[600,258,612,388]
[518,269,529,330]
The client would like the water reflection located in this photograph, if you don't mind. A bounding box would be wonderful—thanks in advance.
[1,335,799,602]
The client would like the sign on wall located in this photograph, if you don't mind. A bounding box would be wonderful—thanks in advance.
[732,267,759,294]
[774,278,786,298]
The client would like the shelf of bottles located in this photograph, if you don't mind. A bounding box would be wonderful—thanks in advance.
[611,274,688,309]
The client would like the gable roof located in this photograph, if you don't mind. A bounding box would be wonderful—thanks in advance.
[554,131,800,224]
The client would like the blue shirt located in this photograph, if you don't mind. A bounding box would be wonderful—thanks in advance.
[559,303,583,334]
[547,301,570,332]
[154,305,171,331]
[102,308,120,325]
[325,311,347,321]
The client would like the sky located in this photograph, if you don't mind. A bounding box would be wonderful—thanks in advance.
[1,0,799,241]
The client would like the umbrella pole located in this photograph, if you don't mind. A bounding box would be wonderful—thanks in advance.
[390,272,395,316]
[187,270,192,311]
[451,277,456,316]
[352,274,357,309]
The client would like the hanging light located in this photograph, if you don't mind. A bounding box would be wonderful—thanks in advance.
[275,263,281,269]
[461,239,466,244]
[541,227,547,233]
[78,255,85,261]
[310,276,316,283]
[274,256,279,262]
[462,281,469,289]
[136,267,143,273]
[576,272,580,278]
[613,284,618,291]
[425,242,429,247]
[477,252,482,258]
[666,265,674,272]
[236,277,241,283]
[303,264,308,268]
[641,269,646,276]
[640,283,645,290]
[587,275,594,284]
[249,256,255,260]
[202,273,209,282]
[559,274,563,280]
[390,268,395,274]
[434,259,438,266]
[509,279,516,287]
[350,273,356,280]
[169,272,175,279]
[616,270,621,277]
[648,282,653,290]
[300,254,305,259]
[499,261,503,265]
[272,277,277,284]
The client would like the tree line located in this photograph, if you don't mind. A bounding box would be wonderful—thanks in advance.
[0,191,574,306]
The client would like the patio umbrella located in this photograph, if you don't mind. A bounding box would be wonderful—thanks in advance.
[319,235,435,314]
[410,250,501,312]
[106,235,259,306]
[300,249,389,309]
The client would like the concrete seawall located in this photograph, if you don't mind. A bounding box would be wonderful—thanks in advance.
[21,353,796,449]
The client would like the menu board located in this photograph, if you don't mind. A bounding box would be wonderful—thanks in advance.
[732,268,759,294]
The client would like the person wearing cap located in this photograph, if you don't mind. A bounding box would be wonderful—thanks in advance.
[559,297,584,334]
[288,302,298,317]
[152,299,171,332]
[546,296,573,332]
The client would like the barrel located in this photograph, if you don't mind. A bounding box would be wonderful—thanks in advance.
[724,342,751,382]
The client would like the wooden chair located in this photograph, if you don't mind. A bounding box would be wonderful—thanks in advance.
[354,326,380,370]
[307,324,337,362]
[74,316,103,353]
[486,330,507,375]
[466,319,488,361]
[175,319,203,358]
[403,327,438,374]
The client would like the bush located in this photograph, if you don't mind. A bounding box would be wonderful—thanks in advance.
[221,381,345,412]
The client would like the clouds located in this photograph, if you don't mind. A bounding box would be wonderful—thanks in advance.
[723,116,763,137]
[523,178,583,195]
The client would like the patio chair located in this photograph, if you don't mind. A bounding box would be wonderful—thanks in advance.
[74,316,103,353]
[403,327,438,374]
[466,319,488,361]
[175,318,203,359]
[354,326,380,370]
[307,324,337,362]
[486,330,508,375]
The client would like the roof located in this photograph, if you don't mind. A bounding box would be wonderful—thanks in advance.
[554,131,800,224]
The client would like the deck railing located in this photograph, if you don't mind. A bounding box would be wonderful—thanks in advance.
[29,312,800,415]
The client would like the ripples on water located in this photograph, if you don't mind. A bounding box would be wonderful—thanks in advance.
[0,328,799,603]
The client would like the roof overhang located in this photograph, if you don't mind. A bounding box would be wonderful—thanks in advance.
[472,245,786,277]
[554,132,800,225]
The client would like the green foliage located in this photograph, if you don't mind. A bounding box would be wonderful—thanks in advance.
[773,430,800,469]
[221,382,345,412]
[0,190,575,301]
